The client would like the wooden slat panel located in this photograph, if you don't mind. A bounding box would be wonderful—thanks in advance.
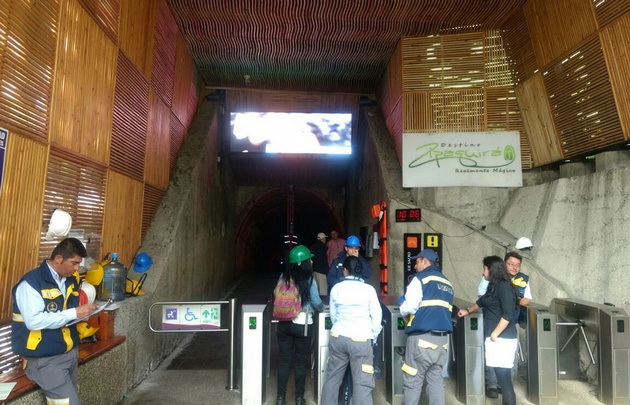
[39,147,107,262]
[485,30,515,88]
[0,133,47,321]
[146,89,171,189]
[592,0,630,29]
[524,0,598,68]
[49,0,117,164]
[378,40,403,119]
[111,51,148,182]
[101,170,143,268]
[543,36,624,158]
[515,73,563,166]
[500,8,539,85]
[600,14,630,141]
[151,0,178,108]
[0,0,58,141]
[385,99,403,164]
[170,112,185,175]
[172,31,196,127]
[402,33,485,91]
[487,87,532,169]
[226,90,358,113]
[77,0,119,43]
[142,184,166,239]
[404,90,485,132]
[119,0,156,80]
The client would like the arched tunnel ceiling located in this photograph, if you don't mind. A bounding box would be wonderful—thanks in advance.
[235,187,344,275]
[168,0,527,93]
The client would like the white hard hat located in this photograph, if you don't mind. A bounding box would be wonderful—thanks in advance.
[80,281,97,304]
[515,237,533,250]
[46,209,72,240]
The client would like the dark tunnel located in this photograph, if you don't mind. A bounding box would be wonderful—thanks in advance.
[234,187,344,278]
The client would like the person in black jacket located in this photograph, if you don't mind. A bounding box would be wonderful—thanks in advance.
[458,255,518,405]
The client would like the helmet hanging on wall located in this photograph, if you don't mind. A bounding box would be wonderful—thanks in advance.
[515,237,533,250]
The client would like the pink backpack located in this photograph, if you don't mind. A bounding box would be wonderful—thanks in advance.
[273,277,302,321]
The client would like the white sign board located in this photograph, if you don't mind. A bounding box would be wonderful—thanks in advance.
[402,132,523,188]
[162,304,221,330]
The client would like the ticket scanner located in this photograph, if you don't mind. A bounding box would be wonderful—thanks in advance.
[381,296,406,405]
[241,297,271,405]
[526,305,558,405]
[552,298,630,405]
[452,297,485,405]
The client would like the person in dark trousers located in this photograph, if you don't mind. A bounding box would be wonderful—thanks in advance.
[459,255,518,405]
[275,245,324,405]
[310,232,329,295]
[398,249,454,405]
[12,237,99,405]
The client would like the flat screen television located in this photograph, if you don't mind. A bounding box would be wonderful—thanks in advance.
[230,112,352,154]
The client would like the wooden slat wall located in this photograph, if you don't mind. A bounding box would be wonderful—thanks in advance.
[119,0,156,80]
[101,170,144,267]
[0,134,47,321]
[404,90,486,133]
[600,14,630,140]
[142,183,166,239]
[500,9,538,86]
[487,87,531,168]
[524,0,598,68]
[39,148,107,262]
[146,89,171,189]
[385,99,403,163]
[0,0,58,141]
[0,0,200,332]
[170,112,185,175]
[172,32,196,128]
[515,73,563,166]
[151,0,177,108]
[49,0,117,165]
[485,30,513,88]
[77,0,119,43]
[543,36,623,158]
[592,0,630,29]
[111,51,148,182]
[378,40,403,119]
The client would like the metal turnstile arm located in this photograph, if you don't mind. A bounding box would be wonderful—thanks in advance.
[557,321,596,365]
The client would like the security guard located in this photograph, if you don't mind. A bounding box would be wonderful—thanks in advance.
[12,238,99,405]
[399,249,454,405]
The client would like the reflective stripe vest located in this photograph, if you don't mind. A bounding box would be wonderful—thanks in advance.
[12,261,80,357]
[405,266,454,335]
[512,272,529,322]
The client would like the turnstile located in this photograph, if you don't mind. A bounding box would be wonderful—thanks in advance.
[452,297,485,405]
[527,305,558,405]
[313,301,331,405]
[552,298,630,405]
[381,296,407,405]
[241,301,271,405]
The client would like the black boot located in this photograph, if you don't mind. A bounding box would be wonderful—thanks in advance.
[276,396,285,405]
[295,397,305,405]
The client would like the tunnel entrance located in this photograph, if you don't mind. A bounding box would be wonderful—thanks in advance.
[234,187,344,278]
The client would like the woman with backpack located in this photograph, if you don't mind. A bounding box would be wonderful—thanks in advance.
[274,245,324,405]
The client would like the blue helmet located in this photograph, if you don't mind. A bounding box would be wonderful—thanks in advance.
[346,235,360,247]
[133,252,153,273]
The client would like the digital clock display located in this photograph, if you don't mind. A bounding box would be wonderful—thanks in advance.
[395,208,422,222]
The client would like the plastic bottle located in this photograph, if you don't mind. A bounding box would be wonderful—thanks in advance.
[101,253,127,301]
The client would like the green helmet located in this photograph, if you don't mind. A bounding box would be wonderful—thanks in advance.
[289,245,314,264]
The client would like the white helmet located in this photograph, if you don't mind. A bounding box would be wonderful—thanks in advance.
[45,209,72,240]
[515,237,533,250]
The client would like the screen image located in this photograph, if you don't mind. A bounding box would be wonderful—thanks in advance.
[230,112,352,154]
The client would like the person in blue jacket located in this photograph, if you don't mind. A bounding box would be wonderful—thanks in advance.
[12,238,99,405]
[399,248,454,405]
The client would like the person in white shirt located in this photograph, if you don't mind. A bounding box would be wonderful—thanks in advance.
[321,255,382,405]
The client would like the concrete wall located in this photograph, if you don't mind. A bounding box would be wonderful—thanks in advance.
[116,99,237,390]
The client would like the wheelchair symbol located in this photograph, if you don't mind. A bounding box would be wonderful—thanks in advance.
[184,307,198,321]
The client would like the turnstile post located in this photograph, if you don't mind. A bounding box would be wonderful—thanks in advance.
[527,305,558,405]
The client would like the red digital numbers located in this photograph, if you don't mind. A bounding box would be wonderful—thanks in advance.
[395,209,421,222]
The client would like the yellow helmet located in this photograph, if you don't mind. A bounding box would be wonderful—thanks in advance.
[76,322,99,340]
